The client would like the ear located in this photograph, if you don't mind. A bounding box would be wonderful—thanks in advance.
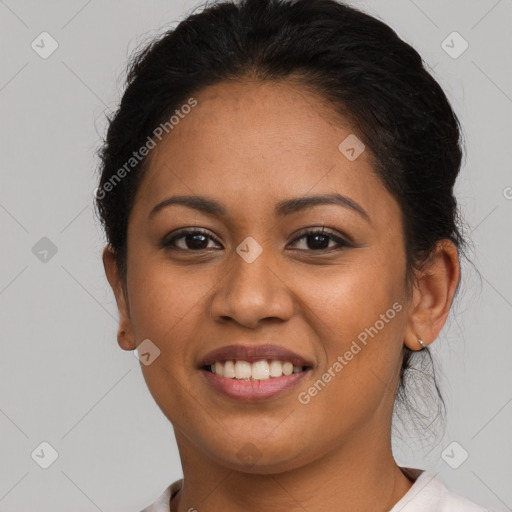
[404,240,460,351]
[102,245,136,351]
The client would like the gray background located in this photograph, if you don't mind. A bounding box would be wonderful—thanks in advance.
[0,0,511,510]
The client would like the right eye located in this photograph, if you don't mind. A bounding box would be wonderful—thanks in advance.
[161,228,223,251]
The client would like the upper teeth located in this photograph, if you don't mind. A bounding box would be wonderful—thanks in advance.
[210,360,305,380]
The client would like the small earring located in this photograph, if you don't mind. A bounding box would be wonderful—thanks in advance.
[417,338,426,350]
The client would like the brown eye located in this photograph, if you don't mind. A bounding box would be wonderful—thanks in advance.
[161,229,222,251]
[289,228,351,252]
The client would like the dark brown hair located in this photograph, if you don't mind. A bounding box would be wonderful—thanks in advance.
[95,0,466,435]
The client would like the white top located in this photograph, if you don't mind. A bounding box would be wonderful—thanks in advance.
[140,468,492,511]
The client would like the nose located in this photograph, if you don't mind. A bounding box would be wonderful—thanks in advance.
[209,242,295,329]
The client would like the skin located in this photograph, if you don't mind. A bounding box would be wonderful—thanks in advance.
[103,79,460,511]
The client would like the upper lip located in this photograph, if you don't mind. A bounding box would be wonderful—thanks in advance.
[200,344,313,368]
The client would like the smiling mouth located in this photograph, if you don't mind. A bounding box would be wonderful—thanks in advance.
[204,359,310,381]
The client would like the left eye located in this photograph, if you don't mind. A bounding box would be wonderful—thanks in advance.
[161,227,350,252]
[289,228,350,251]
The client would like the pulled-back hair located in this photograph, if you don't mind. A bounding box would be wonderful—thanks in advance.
[95,0,466,436]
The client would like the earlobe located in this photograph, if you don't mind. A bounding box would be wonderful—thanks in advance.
[102,245,137,351]
[404,240,460,351]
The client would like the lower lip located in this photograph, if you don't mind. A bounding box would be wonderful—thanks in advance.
[201,368,310,401]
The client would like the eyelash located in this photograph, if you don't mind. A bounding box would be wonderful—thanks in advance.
[161,227,352,253]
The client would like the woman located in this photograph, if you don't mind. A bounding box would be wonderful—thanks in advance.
[95,0,490,510]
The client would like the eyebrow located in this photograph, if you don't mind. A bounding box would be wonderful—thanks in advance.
[149,193,371,223]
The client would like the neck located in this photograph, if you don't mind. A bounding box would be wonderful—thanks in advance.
[171,424,414,512]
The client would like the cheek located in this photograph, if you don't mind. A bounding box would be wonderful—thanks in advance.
[125,257,216,421]
[126,255,211,342]
[293,315,405,446]
[300,254,406,350]
[292,252,407,413]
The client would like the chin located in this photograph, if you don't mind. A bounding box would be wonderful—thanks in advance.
[201,433,316,475]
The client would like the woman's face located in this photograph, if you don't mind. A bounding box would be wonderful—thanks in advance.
[115,80,413,472]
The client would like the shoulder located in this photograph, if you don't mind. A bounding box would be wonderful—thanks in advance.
[391,468,490,512]
[139,479,183,512]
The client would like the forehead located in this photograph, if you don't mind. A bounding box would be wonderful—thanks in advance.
[132,79,396,224]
